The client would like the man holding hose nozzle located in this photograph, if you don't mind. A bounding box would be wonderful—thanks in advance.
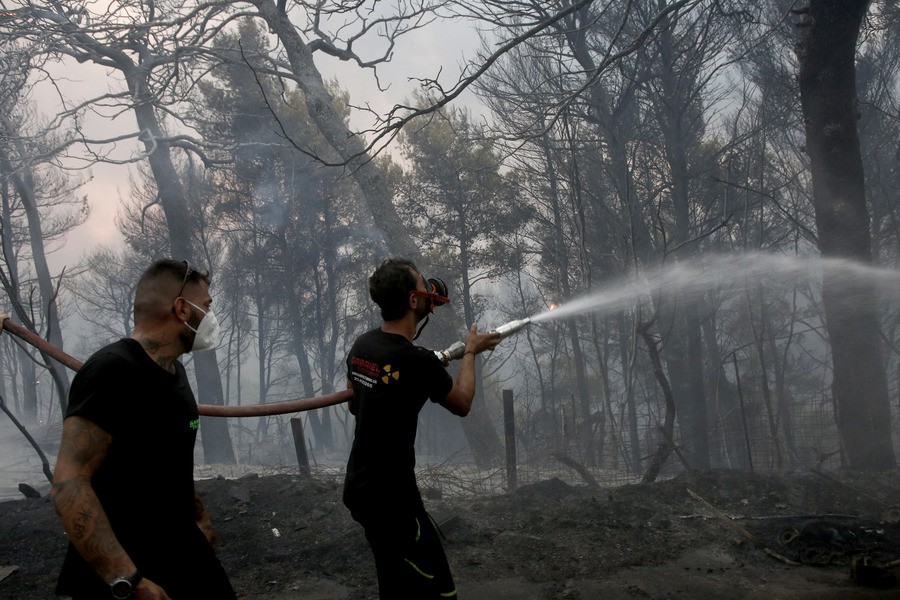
[344,258,501,598]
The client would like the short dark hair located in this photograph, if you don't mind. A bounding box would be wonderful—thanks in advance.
[138,259,210,294]
[134,259,211,323]
[369,258,418,321]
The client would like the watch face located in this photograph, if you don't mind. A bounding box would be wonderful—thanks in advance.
[110,578,132,599]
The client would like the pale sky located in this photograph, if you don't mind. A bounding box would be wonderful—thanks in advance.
[36,14,486,274]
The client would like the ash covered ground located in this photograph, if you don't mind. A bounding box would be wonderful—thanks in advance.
[2,467,900,599]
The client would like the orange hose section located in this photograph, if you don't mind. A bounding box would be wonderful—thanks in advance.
[1,316,351,417]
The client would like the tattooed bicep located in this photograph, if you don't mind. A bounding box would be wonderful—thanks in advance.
[58,416,111,474]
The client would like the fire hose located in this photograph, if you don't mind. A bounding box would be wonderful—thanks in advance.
[1,314,84,372]
[1,314,532,417]
[0,314,350,417]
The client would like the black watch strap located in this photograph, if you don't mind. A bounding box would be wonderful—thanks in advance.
[110,569,143,599]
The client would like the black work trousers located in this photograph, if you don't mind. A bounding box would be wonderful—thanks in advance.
[357,504,457,599]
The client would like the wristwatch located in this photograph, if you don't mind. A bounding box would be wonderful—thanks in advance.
[110,570,143,599]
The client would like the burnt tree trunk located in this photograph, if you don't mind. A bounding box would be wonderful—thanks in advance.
[25,3,238,460]
[0,140,71,412]
[639,321,680,483]
[796,0,895,470]
[129,69,236,465]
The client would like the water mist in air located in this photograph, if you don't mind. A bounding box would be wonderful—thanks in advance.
[435,252,900,365]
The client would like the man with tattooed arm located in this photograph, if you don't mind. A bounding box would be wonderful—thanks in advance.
[51,259,235,599]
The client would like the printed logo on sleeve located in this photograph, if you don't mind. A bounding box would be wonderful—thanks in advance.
[381,364,400,385]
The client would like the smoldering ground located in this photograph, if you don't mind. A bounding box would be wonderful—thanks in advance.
[2,467,900,599]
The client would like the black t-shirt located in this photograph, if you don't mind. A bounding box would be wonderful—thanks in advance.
[56,338,233,598]
[343,328,453,516]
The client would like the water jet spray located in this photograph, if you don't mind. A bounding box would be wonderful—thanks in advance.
[433,253,900,366]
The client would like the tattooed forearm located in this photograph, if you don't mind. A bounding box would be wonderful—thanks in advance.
[51,417,136,582]
[52,474,132,579]
[72,508,93,540]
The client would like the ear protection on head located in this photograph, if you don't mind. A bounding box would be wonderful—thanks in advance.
[426,277,450,306]
[410,276,450,341]
[409,276,450,307]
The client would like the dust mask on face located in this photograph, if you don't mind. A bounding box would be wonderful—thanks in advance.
[185,300,220,352]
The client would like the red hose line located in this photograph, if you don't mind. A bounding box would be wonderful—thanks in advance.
[1,316,84,371]
[1,316,350,417]
[197,389,352,417]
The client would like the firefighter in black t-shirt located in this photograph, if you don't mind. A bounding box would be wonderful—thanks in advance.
[51,259,235,600]
[344,258,501,598]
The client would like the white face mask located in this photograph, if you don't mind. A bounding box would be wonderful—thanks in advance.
[185,300,220,352]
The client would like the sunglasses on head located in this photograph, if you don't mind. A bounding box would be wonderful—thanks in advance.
[176,260,195,299]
